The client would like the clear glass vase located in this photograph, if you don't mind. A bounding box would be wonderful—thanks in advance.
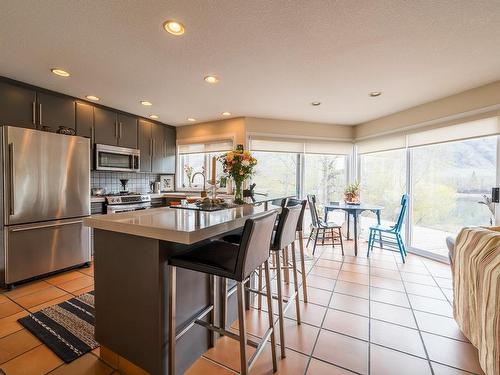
[234,179,244,204]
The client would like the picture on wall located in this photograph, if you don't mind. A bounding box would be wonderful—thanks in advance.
[160,175,174,191]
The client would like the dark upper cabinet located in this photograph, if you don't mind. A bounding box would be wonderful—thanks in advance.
[0,81,37,128]
[138,119,152,172]
[117,113,137,149]
[94,107,117,146]
[164,127,176,174]
[37,92,75,131]
[75,102,94,139]
[152,123,166,173]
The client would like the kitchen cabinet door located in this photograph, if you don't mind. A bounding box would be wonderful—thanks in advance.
[164,127,176,174]
[138,119,152,172]
[0,81,37,128]
[117,113,137,149]
[94,107,117,146]
[37,92,75,131]
[151,123,166,173]
[76,102,94,168]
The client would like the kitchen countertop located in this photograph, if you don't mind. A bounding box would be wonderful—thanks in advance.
[91,192,192,203]
[83,205,271,244]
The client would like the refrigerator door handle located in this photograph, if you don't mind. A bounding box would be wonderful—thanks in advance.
[8,143,14,215]
[9,220,83,232]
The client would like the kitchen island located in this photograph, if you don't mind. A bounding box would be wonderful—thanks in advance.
[83,197,287,375]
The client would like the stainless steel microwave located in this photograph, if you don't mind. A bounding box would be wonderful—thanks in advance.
[95,144,140,172]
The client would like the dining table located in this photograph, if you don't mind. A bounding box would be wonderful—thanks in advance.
[324,203,384,256]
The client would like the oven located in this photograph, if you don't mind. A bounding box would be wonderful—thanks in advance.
[105,194,152,214]
[95,144,140,172]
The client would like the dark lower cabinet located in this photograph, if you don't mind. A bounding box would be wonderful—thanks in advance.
[117,113,137,149]
[37,92,75,131]
[94,107,118,146]
[0,80,37,128]
[138,119,152,172]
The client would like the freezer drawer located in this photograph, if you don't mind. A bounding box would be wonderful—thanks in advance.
[4,218,90,285]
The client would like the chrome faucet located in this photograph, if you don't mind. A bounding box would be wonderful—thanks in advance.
[191,171,206,191]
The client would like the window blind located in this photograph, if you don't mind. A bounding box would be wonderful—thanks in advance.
[178,139,233,154]
[356,133,407,154]
[249,136,352,155]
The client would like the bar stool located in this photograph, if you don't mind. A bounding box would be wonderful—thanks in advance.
[167,210,278,375]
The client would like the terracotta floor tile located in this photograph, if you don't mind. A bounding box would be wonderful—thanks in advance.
[422,332,483,374]
[204,336,255,372]
[279,319,319,355]
[185,357,234,375]
[14,286,69,309]
[99,345,119,369]
[369,267,401,280]
[47,353,113,375]
[305,275,335,291]
[404,282,447,300]
[45,270,86,286]
[369,260,398,271]
[57,275,94,293]
[313,330,368,374]
[230,308,272,338]
[314,259,342,270]
[370,344,432,375]
[329,293,369,316]
[0,329,41,364]
[370,301,416,328]
[434,276,453,289]
[251,342,310,375]
[397,263,430,275]
[0,344,63,375]
[306,358,357,374]
[72,285,95,296]
[427,267,452,279]
[78,263,94,276]
[5,281,52,300]
[400,272,437,286]
[341,263,370,274]
[323,309,369,340]
[308,266,339,279]
[334,281,369,299]
[431,362,474,375]
[0,311,28,338]
[0,294,9,304]
[300,286,332,306]
[408,294,453,317]
[285,301,327,327]
[370,287,409,308]
[370,319,426,357]
[342,255,369,265]
[441,288,454,303]
[369,276,405,292]
[28,294,73,313]
[0,299,24,319]
[414,311,468,341]
[337,271,369,285]
[118,355,149,375]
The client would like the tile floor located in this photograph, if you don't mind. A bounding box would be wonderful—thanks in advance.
[0,240,485,375]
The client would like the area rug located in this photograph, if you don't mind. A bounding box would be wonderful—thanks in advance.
[18,291,97,363]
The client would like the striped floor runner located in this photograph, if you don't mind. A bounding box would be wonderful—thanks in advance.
[18,292,97,363]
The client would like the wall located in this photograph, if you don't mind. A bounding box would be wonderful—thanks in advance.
[175,117,246,145]
[355,80,500,139]
[91,171,160,194]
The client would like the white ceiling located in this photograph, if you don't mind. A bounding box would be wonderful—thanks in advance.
[1,0,500,126]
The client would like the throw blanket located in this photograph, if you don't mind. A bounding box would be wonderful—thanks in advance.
[452,226,500,375]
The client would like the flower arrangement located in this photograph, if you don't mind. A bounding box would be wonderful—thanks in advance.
[344,181,361,204]
[184,164,194,187]
[218,144,257,204]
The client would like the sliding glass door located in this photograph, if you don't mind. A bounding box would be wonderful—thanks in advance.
[410,136,497,258]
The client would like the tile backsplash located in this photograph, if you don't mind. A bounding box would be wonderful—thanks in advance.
[91,171,161,194]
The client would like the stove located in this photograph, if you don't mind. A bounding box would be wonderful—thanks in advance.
[105,193,152,214]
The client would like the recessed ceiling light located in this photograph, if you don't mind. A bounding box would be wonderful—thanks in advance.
[51,68,70,77]
[140,100,153,106]
[149,115,159,119]
[163,20,185,36]
[311,101,321,106]
[85,95,99,101]
[187,117,196,122]
[204,75,219,84]
[370,91,382,97]
[221,112,231,116]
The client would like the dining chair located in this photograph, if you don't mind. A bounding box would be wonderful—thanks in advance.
[306,194,343,255]
[367,194,408,262]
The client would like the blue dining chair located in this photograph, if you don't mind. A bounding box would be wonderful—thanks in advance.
[367,194,408,262]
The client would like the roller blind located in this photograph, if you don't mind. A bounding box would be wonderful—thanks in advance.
[178,139,233,154]
[356,133,407,154]
[249,136,352,155]
[407,116,500,148]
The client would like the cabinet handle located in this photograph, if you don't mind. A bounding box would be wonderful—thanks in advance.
[150,138,153,156]
[152,139,155,155]
[119,122,122,139]
[115,121,118,139]
[39,103,42,125]
[10,220,82,232]
[32,102,36,125]
[8,143,14,215]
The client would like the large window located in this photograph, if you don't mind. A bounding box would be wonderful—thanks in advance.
[304,154,348,203]
[410,136,497,256]
[252,151,299,197]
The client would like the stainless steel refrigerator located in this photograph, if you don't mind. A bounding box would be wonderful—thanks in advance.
[0,126,91,287]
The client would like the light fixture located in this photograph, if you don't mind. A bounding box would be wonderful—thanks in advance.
[51,68,70,77]
[370,91,382,97]
[140,100,153,106]
[85,95,99,101]
[204,75,219,84]
[163,20,185,36]
[187,117,196,122]
[221,112,231,116]
[149,115,159,119]
[311,101,321,106]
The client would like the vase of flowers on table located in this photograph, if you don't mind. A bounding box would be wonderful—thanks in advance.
[344,181,361,204]
[218,144,257,204]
